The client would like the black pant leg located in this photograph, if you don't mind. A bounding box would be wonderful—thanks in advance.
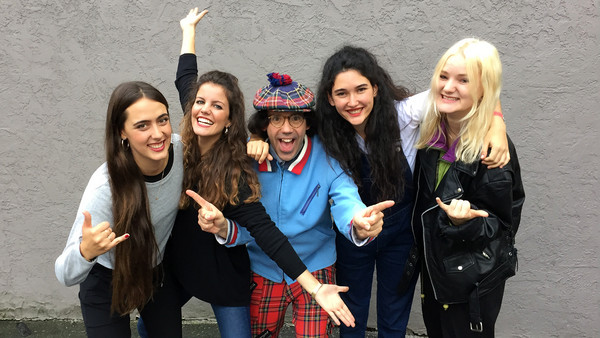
[140,262,188,338]
[421,269,444,338]
[422,268,506,338]
[79,264,131,338]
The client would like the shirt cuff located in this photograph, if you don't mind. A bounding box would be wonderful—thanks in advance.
[349,220,373,247]
[215,218,239,245]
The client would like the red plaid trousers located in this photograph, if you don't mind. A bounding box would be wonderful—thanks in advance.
[250,266,335,337]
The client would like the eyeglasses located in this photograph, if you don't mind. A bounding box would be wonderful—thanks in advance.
[267,114,305,128]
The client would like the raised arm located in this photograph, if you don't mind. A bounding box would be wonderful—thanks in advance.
[175,8,207,111]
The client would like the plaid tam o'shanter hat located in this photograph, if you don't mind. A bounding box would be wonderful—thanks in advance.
[253,73,315,112]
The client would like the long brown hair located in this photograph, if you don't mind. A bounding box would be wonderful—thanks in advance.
[104,81,169,314]
[180,71,261,209]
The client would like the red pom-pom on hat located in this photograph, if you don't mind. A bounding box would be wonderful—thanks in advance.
[267,72,293,86]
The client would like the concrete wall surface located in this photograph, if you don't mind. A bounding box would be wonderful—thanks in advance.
[1,0,598,336]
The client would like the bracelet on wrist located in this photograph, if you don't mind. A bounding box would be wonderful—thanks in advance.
[310,283,323,298]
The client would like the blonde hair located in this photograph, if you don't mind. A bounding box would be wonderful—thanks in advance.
[416,38,502,163]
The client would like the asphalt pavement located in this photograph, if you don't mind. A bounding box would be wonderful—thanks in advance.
[0,319,422,337]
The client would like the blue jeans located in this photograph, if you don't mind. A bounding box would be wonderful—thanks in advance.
[335,202,418,337]
[137,304,251,338]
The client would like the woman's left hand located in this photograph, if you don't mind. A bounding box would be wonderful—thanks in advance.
[436,197,488,226]
[314,284,356,327]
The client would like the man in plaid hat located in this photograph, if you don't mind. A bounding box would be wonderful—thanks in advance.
[223,73,394,337]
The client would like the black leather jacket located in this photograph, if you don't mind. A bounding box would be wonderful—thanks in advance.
[411,136,525,305]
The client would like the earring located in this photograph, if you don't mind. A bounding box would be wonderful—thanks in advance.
[121,138,129,149]
[224,126,229,135]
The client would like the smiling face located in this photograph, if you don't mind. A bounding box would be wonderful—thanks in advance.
[190,82,231,153]
[120,97,172,175]
[266,111,308,161]
[328,69,378,138]
[435,54,480,121]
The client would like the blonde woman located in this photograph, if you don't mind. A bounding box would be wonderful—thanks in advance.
[411,38,525,337]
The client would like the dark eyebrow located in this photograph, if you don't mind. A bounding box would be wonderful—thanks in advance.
[197,96,225,106]
[133,113,169,125]
[133,119,150,125]
[334,83,369,93]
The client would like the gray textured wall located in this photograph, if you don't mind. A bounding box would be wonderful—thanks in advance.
[1,0,598,336]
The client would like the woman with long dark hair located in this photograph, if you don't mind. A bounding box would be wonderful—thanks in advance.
[55,81,183,337]
[314,46,509,336]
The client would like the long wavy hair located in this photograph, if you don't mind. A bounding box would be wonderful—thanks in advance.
[104,81,168,314]
[316,46,411,201]
[180,71,261,209]
[416,38,502,163]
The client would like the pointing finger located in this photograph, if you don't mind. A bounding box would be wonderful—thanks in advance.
[370,200,395,214]
[186,190,213,211]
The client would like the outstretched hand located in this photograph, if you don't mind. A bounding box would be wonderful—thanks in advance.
[352,200,395,240]
[186,190,228,238]
[314,284,355,327]
[435,197,488,226]
[180,7,208,31]
[79,211,129,262]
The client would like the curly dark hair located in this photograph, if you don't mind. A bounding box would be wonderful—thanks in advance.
[316,46,411,201]
[180,71,261,210]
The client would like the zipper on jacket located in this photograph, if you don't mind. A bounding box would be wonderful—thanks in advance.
[300,183,320,215]
[420,181,463,301]
[410,170,422,243]
[277,164,285,225]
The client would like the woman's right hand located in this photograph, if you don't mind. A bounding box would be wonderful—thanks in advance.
[436,197,489,226]
[180,7,208,32]
[186,190,228,238]
[247,139,273,164]
[79,211,129,262]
